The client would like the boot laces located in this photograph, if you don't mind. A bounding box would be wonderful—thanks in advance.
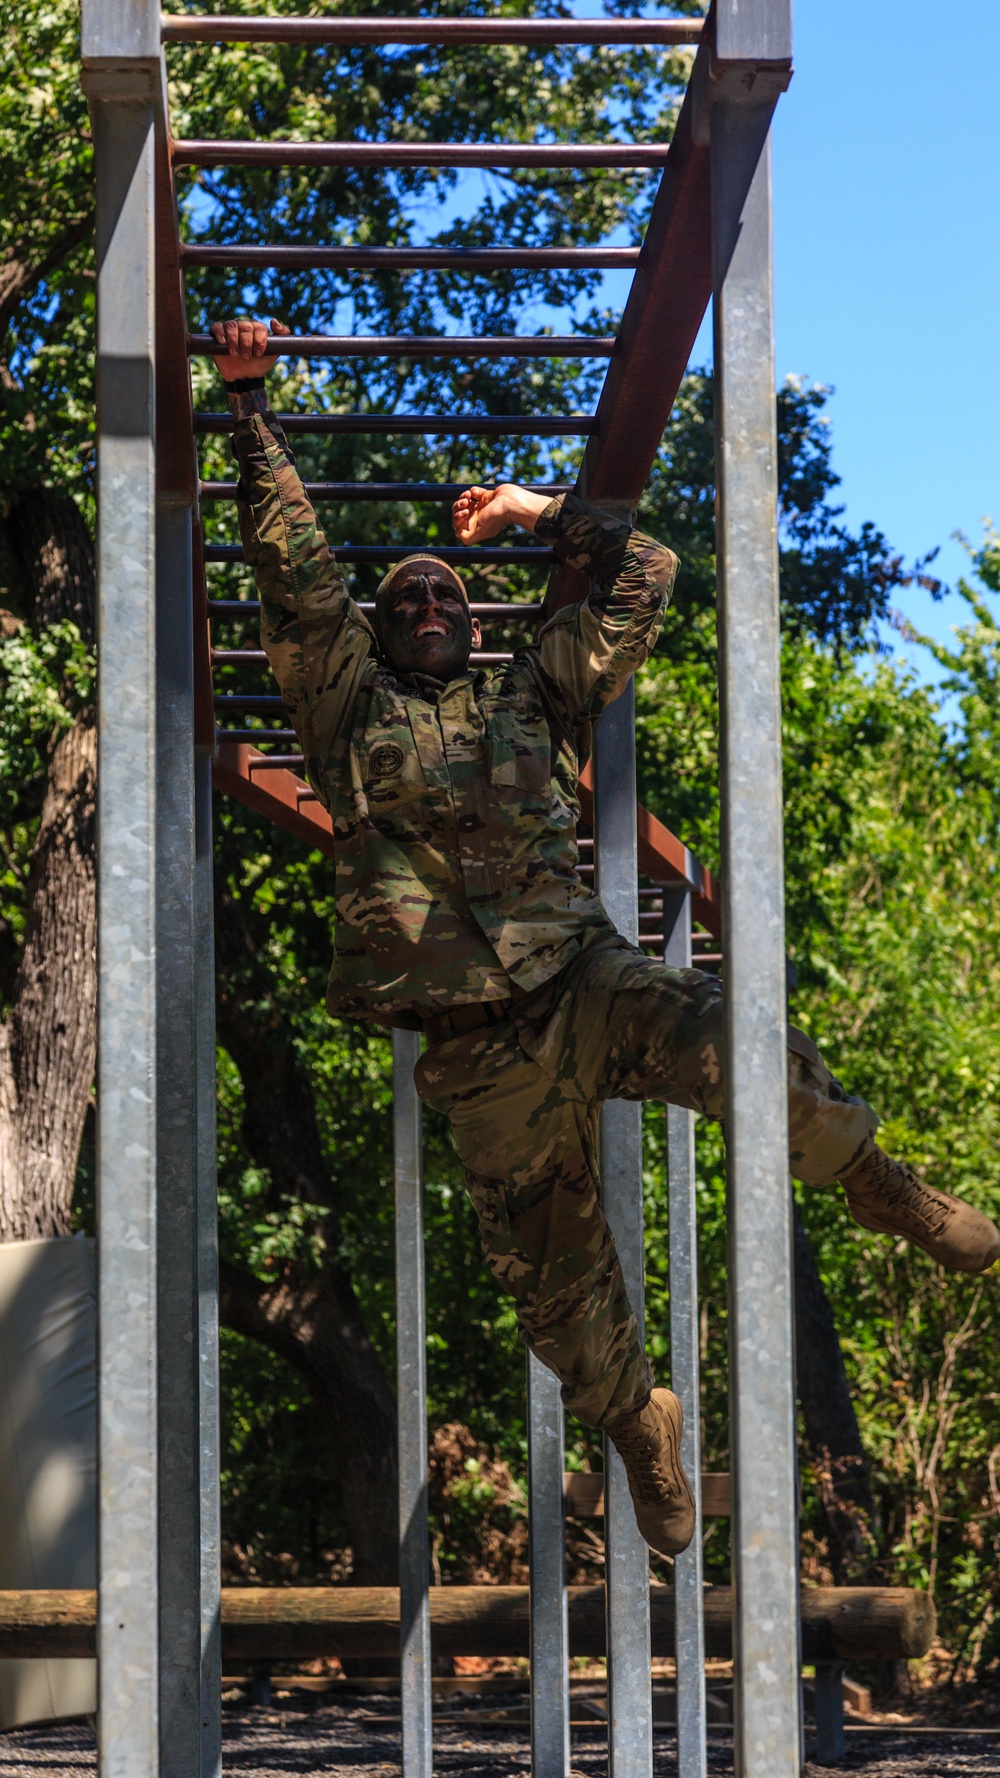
[610,1405,680,1505]
[854,1151,951,1238]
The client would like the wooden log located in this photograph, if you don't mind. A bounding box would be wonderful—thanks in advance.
[0,1591,97,1659]
[0,1584,935,1664]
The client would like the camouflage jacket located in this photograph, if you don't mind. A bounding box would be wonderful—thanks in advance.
[231,406,678,1024]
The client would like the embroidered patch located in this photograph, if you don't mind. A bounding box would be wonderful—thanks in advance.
[369,741,405,779]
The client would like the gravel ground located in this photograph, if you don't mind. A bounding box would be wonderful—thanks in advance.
[1,1695,999,1776]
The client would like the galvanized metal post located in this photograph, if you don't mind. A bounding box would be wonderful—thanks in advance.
[155,500,201,1776]
[393,1030,432,1778]
[82,3,161,1769]
[663,887,706,1778]
[195,751,222,1778]
[527,1353,570,1778]
[712,86,801,1778]
[593,677,652,1778]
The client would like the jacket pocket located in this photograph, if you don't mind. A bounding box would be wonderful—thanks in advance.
[488,703,551,798]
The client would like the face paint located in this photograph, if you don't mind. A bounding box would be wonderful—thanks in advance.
[376,572,478,678]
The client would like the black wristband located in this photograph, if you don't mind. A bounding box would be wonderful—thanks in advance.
[222,375,267,393]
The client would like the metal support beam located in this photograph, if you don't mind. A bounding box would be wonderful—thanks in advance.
[528,1355,570,1778]
[393,1032,432,1778]
[813,1664,845,1767]
[593,678,652,1778]
[663,888,707,1778]
[82,3,160,1762]
[712,59,801,1778]
[195,752,222,1778]
[155,499,201,1776]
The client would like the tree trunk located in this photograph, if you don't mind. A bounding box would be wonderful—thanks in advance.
[213,877,399,1585]
[793,1197,878,1581]
[0,490,97,1241]
[0,716,96,1240]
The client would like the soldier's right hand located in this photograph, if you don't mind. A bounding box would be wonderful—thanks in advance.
[210,316,290,383]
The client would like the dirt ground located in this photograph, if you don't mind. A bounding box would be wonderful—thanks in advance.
[1,1695,999,1776]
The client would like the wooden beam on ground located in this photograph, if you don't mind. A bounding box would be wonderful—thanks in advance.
[0,1585,935,1665]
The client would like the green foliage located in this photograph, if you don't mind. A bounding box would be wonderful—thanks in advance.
[0,618,94,982]
[0,620,93,820]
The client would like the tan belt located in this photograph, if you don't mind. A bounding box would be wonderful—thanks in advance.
[422,999,511,1047]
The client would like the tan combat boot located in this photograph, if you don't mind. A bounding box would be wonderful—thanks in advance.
[840,1146,1000,1274]
[606,1388,696,1559]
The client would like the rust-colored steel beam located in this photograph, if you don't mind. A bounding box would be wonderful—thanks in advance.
[150,70,215,744]
[173,140,670,171]
[200,481,570,502]
[578,58,711,508]
[194,413,594,436]
[183,245,641,272]
[214,743,335,854]
[202,543,552,565]
[188,333,614,359]
[163,16,703,47]
[577,761,720,937]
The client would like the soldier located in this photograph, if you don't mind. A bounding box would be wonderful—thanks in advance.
[212,317,999,1560]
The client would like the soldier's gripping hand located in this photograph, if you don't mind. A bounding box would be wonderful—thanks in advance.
[453,482,551,544]
[210,316,290,385]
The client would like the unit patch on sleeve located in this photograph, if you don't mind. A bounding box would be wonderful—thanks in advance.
[369,741,406,779]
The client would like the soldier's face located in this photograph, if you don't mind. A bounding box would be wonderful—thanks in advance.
[378,575,482,678]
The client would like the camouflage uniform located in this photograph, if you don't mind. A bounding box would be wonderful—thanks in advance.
[231,398,879,1430]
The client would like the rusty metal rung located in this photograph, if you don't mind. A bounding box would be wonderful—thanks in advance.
[202,544,553,565]
[184,246,641,272]
[215,729,298,745]
[194,413,595,437]
[199,482,570,502]
[174,140,672,171]
[208,601,543,620]
[163,16,704,47]
[188,333,614,359]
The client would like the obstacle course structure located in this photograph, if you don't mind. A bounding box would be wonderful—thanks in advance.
[46,3,933,1776]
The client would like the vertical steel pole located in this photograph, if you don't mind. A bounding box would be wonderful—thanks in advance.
[528,1353,570,1778]
[393,1030,432,1778]
[155,500,201,1776]
[593,678,652,1778]
[195,751,222,1778]
[663,888,707,1778]
[82,2,161,1764]
[712,113,801,1778]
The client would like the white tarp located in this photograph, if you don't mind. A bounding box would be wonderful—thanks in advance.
[0,1235,97,1728]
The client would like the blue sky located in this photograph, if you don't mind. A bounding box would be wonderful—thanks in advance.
[674,0,999,671]
[770,0,1000,668]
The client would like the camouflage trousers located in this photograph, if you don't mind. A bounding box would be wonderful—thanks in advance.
[413,939,878,1430]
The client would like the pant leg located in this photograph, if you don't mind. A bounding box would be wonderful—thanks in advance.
[414,1016,652,1428]
[515,943,879,1187]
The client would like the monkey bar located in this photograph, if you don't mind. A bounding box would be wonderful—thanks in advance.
[79,4,804,1776]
